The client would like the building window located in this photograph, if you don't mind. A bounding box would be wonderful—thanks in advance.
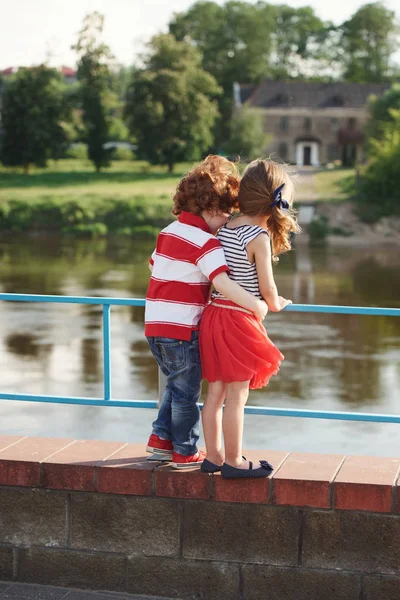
[278,142,288,160]
[304,117,312,132]
[348,117,357,129]
[275,93,289,106]
[331,118,339,132]
[328,144,339,161]
[330,95,344,107]
[280,116,289,132]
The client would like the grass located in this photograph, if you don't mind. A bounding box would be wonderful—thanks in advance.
[0,159,193,202]
[313,167,356,202]
[0,160,358,237]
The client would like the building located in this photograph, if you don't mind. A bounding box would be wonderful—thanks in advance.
[234,80,390,166]
[0,65,77,83]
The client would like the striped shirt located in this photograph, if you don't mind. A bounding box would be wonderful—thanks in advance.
[145,211,229,340]
[212,224,268,301]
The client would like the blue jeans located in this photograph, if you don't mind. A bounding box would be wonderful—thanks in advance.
[147,331,202,456]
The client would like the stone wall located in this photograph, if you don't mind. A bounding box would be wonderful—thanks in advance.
[0,436,399,600]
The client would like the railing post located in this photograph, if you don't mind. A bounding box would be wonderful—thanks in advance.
[103,304,112,401]
[158,367,167,406]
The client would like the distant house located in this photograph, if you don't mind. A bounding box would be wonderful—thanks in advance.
[0,65,77,83]
[234,80,390,166]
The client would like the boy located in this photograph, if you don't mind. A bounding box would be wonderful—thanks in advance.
[145,156,268,469]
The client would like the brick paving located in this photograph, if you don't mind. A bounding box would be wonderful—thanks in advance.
[0,582,178,600]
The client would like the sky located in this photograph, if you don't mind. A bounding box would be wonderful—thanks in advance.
[1,0,399,70]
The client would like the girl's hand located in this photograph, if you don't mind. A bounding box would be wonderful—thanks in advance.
[269,296,292,312]
[253,299,268,321]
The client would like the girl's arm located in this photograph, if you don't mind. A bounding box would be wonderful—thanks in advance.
[248,234,291,312]
[213,272,268,321]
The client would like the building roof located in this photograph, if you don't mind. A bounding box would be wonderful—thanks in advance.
[0,66,76,77]
[60,66,77,77]
[0,67,18,76]
[240,80,391,109]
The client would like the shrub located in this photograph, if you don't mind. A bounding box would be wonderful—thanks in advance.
[66,144,89,160]
[309,216,329,246]
[112,146,134,161]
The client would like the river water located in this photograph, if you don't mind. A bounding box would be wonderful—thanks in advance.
[0,235,399,456]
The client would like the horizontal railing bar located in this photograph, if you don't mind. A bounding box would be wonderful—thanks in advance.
[0,293,146,306]
[1,392,400,423]
[0,293,399,317]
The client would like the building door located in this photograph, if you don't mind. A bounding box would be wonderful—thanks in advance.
[303,146,312,166]
[342,144,357,167]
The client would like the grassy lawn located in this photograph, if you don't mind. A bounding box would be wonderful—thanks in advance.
[313,167,356,202]
[0,160,193,202]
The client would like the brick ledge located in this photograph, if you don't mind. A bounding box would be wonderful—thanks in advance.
[0,436,399,513]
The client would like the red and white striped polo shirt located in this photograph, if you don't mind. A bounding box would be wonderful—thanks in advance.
[145,211,229,340]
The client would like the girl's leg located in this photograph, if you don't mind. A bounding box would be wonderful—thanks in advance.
[223,381,250,469]
[202,381,226,465]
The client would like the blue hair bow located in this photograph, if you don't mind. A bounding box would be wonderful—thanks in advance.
[271,183,290,210]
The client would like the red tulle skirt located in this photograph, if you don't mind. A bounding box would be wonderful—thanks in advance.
[199,300,284,390]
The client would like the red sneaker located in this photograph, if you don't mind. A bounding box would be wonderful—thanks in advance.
[146,434,173,460]
[171,450,206,470]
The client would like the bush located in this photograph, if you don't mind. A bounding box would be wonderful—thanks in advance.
[357,110,400,223]
[66,144,89,160]
[0,196,172,236]
[308,216,329,246]
[112,146,134,161]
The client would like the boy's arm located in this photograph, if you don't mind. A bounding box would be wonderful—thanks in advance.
[196,239,268,320]
[213,272,268,321]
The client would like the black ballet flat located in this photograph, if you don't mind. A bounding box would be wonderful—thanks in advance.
[221,458,273,479]
[201,458,222,473]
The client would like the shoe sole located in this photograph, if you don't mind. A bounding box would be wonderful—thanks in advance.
[171,461,204,470]
[146,452,172,462]
[146,445,173,459]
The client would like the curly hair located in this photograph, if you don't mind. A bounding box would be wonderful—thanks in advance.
[238,159,301,262]
[172,155,240,216]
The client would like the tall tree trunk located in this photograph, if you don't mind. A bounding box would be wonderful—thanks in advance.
[168,163,174,173]
[23,163,30,175]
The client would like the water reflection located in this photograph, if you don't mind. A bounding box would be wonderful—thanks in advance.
[0,235,399,453]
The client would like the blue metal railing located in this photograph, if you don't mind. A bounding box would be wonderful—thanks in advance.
[0,293,400,423]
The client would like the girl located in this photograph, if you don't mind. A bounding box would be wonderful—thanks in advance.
[199,159,300,478]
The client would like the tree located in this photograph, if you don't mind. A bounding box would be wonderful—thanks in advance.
[125,34,221,172]
[339,2,399,83]
[72,12,115,171]
[359,109,400,221]
[366,84,400,142]
[169,1,276,145]
[225,108,270,159]
[0,66,67,174]
[272,5,328,78]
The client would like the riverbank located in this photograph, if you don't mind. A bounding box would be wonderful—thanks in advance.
[1,160,398,244]
[307,201,400,246]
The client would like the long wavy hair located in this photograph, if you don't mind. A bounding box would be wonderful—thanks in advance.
[172,155,240,216]
[238,159,300,261]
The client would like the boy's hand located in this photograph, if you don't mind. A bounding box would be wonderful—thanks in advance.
[269,296,292,312]
[253,299,268,321]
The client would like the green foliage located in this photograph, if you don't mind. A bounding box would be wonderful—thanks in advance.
[0,195,171,238]
[358,109,400,222]
[125,34,221,171]
[73,12,115,172]
[112,147,134,161]
[339,2,398,83]
[66,144,89,160]
[170,1,275,143]
[225,109,270,160]
[367,84,400,143]
[272,5,328,78]
[0,66,68,173]
[309,216,329,246]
